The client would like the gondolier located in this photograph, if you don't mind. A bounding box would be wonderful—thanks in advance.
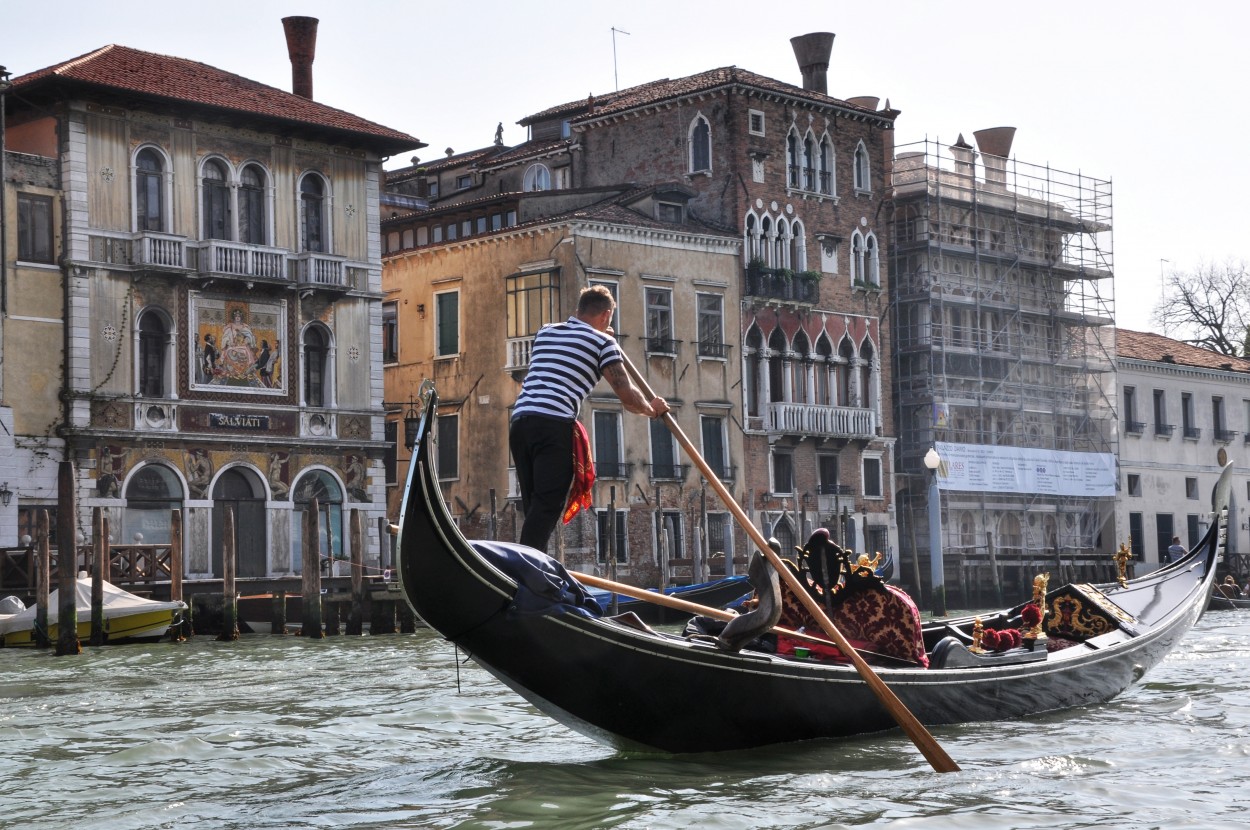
[509,285,668,552]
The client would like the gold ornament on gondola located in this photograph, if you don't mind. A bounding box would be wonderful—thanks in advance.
[970,617,985,654]
[1025,573,1050,641]
[1113,538,1132,588]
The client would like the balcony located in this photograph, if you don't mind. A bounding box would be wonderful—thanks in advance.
[505,336,534,371]
[1155,423,1175,437]
[764,402,878,439]
[697,340,732,359]
[645,337,681,356]
[745,268,820,304]
[291,251,348,291]
[648,462,689,481]
[1183,426,1202,440]
[1124,420,1145,435]
[594,461,633,479]
[197,239,288,283]
[1216,428,1238,443]
[133,231,189,271]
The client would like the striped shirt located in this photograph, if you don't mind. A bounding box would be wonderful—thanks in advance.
[512,317,623,422]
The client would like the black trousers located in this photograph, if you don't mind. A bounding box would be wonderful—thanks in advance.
[509,415,574,553]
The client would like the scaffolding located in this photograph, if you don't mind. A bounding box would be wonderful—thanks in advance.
[889,135,1117,596]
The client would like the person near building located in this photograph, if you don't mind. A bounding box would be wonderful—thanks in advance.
[509,285,668,553]
[1166,536,1186,564]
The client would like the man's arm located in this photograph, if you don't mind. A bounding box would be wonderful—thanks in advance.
[603,362,669,418]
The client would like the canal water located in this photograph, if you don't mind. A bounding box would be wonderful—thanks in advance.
[2,610,1248,830]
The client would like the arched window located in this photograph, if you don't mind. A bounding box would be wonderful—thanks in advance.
[815,334,833,405]
[744,212,761,265]
[744,325,763,417]
[760,216,774,267]
[239,163,267,245]
[202,158,231,241]
[121,464,183,547]
[850,231,865,284]
[136,148,165,232]
[836,338,854,406]
[818,136,834,194]
[854,141,871,192]
[137,309,169,398]
[790,218,807,272]
[786,130,799,188]
[999,513,1023,551]
[802,133,815,190]
[865,232,880,285]
[959,512,976,549]
[860,341,876,410]
[303,325,330,407]
[523,163,551,192]
[792,330,811,404]
[291,470,344,573]
[689,114,711,173]
[768,327,787,403]
[300,174,327,252]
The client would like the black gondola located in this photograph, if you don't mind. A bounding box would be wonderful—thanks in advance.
[398,384,1230,754]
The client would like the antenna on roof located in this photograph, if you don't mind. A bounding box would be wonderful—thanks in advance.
[611,27,630,91]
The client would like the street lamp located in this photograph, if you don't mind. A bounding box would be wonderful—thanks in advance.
[923,447,946,615]
[402,397,421,450]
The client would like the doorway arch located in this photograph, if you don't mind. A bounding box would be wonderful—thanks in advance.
[212,467,268,578]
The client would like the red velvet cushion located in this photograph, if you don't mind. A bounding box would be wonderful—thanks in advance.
[778,584,929,668]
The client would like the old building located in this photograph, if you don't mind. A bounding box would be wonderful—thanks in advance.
[1116,328,1250,573]
[0,18,422,578]
[383,32,899,583]
[888,129,1117,599]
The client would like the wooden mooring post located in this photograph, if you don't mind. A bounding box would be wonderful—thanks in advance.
[346,508,364,636]
[217,506,239,641]
[271,590,287,634]
[90,509,105,646]
[55,461,80,656]
[35,509,50,649]
[169,509,189,640]
[301,497,324,638]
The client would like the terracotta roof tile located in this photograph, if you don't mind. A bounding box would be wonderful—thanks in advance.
[521,66,890,127]
[12,45,421,151]
[1117,328,1250,373]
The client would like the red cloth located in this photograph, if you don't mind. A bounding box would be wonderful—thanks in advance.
[562,420,595,524]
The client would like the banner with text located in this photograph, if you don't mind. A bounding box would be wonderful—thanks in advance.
[934,442,1116,497]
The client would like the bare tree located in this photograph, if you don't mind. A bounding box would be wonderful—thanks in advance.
[1154,259,1250,356]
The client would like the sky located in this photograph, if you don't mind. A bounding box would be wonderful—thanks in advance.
[4,0,1249,334]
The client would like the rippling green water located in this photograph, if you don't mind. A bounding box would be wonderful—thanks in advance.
[2,610,1248,829]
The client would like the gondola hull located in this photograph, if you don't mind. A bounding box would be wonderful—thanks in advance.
[398,388,1226,754]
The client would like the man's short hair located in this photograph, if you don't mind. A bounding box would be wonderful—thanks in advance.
[577,285,615,316]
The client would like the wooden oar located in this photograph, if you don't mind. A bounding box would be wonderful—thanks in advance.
[620,352,960,773]
[571,568,920,664]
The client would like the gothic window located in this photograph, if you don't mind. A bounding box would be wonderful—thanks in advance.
[300,174,327,253]
[689,114,711,173]
[135,147,166,232]
[303,324,330,407]
[137,309,170,398]
[202,158,231,241]
[239,163,268,245]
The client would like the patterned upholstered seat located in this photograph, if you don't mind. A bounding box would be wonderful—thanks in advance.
[777,530,929,667]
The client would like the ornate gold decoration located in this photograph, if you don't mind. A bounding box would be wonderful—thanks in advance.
[1113,538,1132,588]
[970,617,985,654]
[1027,573,1050,641]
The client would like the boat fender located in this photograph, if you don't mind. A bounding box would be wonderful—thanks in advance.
[717,547,783,652]
[0,595,25,615]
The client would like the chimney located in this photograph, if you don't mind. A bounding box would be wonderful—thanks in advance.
[790,33,835,94]
[973,126,1015,190]
[282,16,319,100]
[950,134,977,181]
